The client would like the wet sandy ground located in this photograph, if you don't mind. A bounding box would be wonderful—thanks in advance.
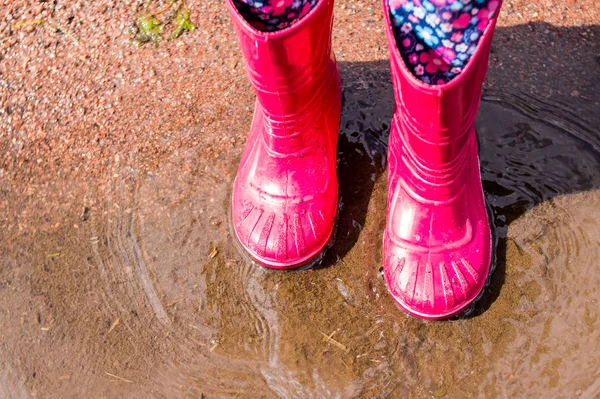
[1,0,599,398]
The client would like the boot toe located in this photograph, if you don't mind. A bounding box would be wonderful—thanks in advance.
[383,218,491,320]
[232,192,337,269]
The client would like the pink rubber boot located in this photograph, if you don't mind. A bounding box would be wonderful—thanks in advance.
[225,0,341,269]
[382,1,502,319]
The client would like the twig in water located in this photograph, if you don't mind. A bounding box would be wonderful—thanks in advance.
[320,330,348,351]
[104,371,132,383]
[106,318,120,334]
[166,298,183,307]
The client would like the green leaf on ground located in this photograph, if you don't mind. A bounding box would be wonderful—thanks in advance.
[134,15,163,45]
[169,6,195,40]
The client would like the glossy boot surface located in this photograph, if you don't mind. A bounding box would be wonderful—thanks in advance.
[382,0,502,319]
[226,0,342,269]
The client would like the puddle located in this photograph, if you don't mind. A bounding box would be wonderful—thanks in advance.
[1,60,599,398]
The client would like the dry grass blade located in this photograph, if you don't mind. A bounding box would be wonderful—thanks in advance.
[12,19,79,46]
[13,19,46,29]
[49,23,80,46]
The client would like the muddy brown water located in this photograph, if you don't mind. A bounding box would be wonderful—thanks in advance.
[2,28,600,399]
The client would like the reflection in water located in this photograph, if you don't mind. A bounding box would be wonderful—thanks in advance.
[0,355,30,399]
[0,63,599,398]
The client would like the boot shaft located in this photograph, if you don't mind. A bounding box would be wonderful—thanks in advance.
[384,0,501,167]
[225,0,337,128]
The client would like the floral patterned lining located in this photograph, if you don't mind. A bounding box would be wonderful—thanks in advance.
[232,0,318,32]
[232,0,499,84]
[389,0,500,84]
